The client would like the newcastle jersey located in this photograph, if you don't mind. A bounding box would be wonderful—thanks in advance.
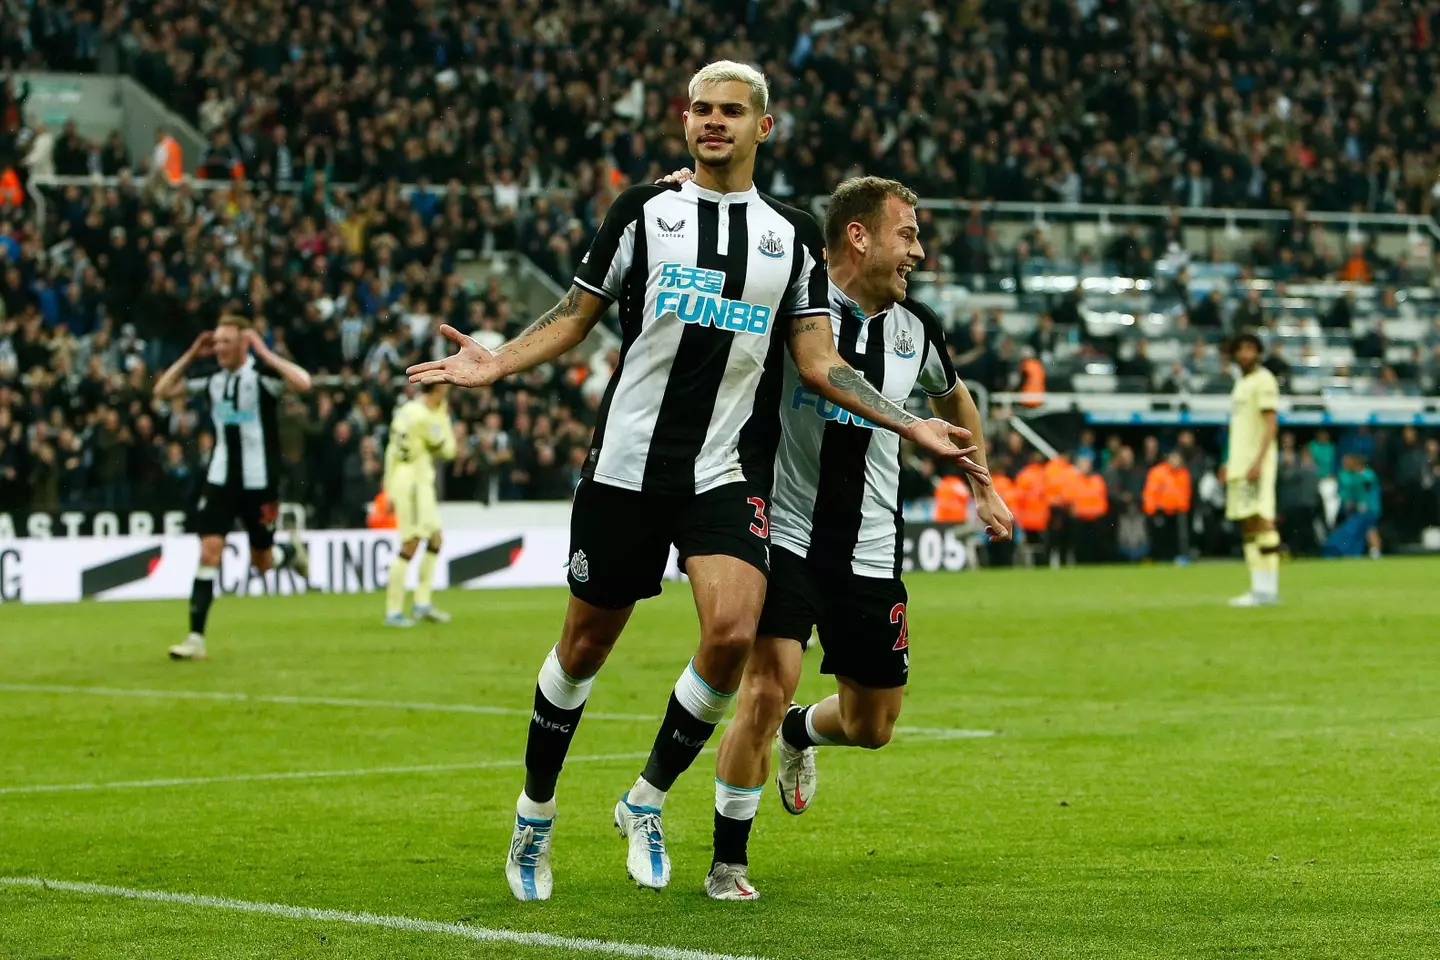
[573,180,830,496]
[769,286,959,577]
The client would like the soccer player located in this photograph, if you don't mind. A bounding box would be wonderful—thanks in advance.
[152,317,313,660]
[706,177,1014,901]
[1221,332,1281,606]
[382,383,457,626]
[408,61,986,902]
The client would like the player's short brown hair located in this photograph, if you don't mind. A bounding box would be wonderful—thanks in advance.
[216,314,252,332]
[824,177,920,252]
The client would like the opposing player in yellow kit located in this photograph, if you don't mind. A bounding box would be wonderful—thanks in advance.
[383,383,458,626]
[1221,333,1281,606]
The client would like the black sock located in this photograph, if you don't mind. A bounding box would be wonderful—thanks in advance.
[781,704,817,750]
[713,811,754,867]
[188,575,215,634]
[640,692,718,793]
[523,684,586,804]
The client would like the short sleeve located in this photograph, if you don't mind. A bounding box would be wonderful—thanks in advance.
[1255,372,1279,411]
[906,298,959,397]
[183,376,210,395]
[573,185,666,303]
[780,208,831,319]
[254,358,286,396]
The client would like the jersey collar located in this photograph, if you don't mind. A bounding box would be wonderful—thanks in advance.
[680,180,759,204]
[829,280,890,323]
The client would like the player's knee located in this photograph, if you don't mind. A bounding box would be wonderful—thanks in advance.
[841,707,898,750]
[427,533,442,553]
[199,537,224,567]
[700,614,757,662]
[734,675,789,739]
[251,549,273,572]
[400,538,420,559]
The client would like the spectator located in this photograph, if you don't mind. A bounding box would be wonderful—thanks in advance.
[1278,437,1322,557]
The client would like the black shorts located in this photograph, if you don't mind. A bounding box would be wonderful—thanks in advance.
[758,546,910,688]
[567,478,771,609]
[194,484,279,550]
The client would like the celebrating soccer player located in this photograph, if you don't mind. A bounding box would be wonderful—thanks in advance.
[706,178,1013,900]
[1221,332,1282,606]
[408,61,986,902]
[381,383,457,626]
[152,317,313,661]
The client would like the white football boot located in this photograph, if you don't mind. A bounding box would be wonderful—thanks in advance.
[505,812,555,901]
[1228,592,1278,607]
[412,604,451,624]
[167,633,208,660]
[614,793,670,890]
[705,862,760,901]
[776,705,818,815]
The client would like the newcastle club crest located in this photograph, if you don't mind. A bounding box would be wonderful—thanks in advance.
[569,549,589,582]
[894,328,917,358]
[757,231,785,258]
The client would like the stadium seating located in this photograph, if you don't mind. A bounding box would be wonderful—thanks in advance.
[0,0,1438,545]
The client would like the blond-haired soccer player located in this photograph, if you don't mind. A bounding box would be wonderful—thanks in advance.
[382,383,457,626]
[1222,333,1281,606]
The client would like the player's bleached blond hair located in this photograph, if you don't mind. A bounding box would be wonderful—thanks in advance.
[688,60,769,114]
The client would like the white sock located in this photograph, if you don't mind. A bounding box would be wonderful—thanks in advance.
[1249,566,1264,595]
[517,790,556,821]
[628,775,667,809]
[714,778,763,821]
[537,645,594,711]
[805,704,842,747]
[1256,569,1278,597]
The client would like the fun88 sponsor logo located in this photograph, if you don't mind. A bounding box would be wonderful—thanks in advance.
[654,262,773,335]
[791,387,878,428]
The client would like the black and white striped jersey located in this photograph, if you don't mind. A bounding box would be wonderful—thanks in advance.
[573,180,830,496]
[185,357,285,492]
[770,286,958,578]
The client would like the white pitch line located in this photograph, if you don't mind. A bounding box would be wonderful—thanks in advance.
[0,683,999,740]
[0,683,654,722]
[892,726,998,739]
[0,751,650,797]
[0,876,770,960]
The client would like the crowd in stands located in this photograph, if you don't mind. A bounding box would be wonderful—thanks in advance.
[3,0,1440,541]
[905,423,1440,560]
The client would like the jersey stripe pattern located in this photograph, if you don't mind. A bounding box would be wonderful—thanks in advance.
[770,287,959,578]
[186,357,284,491]
[573,180,828,496]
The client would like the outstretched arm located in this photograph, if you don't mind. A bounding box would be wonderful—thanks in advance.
[406,285,608,388]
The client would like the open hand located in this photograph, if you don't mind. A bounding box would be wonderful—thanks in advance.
[407,324,504,388]
[908,418,990,485]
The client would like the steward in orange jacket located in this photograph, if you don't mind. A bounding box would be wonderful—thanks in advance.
[368,491,397,529]
[1069,455,1110,563]
[1142,450,1191,561]
[1013,454,1051,534]
[934,474,971,522]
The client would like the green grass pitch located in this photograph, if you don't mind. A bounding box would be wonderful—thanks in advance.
[3,560,1439,959]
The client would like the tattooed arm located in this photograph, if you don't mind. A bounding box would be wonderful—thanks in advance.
[786,315,987,475]
[408,285,608,388]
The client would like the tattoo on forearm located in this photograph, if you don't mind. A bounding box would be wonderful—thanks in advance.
[827,364,919,427]
[518,286,585,340]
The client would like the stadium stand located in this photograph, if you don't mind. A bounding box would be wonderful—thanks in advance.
[0,0,1438,555]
